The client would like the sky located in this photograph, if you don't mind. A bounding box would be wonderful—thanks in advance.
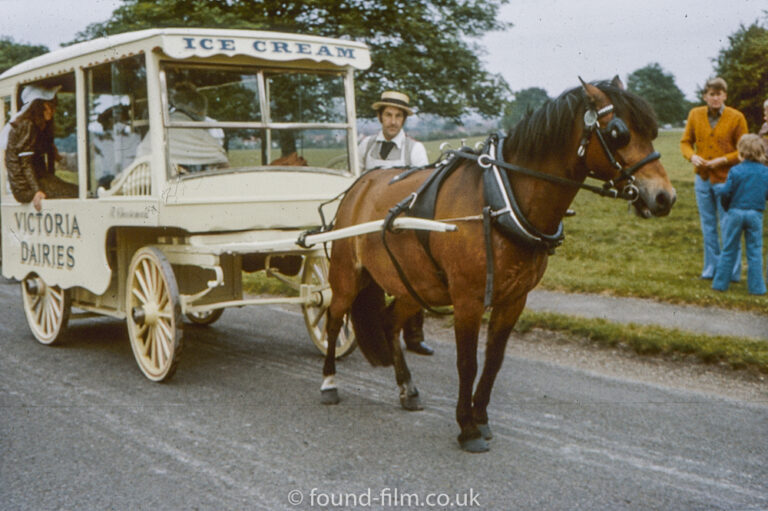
[0,0,765,102]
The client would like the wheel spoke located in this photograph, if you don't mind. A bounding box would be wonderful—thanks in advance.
[132,287,148,305]
[310,305,328,328]
[149,326,158,369]
[136,265,152,306]
[156,317,173,342]
[150,262,162,302]
[157,321,172,363]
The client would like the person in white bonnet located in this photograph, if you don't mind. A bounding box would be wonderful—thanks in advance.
[1,84,77,211]
[357,90,433,356]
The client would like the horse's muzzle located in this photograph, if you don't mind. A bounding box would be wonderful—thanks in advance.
[635,186,676,218]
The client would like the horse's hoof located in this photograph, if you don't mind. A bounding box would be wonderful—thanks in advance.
[400,393,423,411]
[477,423,493,440]
[458,435,489,453]
[321,388,340,405]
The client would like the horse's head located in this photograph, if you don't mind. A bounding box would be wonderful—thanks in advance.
[579,77,676,217]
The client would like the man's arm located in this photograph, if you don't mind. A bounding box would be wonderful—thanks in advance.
[679,110,697,162]
[410,140,429,167]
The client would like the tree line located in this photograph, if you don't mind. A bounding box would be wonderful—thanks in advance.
[1,2,766,133]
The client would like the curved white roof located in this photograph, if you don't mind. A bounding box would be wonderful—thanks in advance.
[1,28,371,79]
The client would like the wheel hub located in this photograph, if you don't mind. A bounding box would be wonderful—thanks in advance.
[132,303,160,326]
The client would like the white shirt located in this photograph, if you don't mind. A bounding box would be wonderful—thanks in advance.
[358,129,428,171]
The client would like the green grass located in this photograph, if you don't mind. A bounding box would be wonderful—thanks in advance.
[516,310,768,375]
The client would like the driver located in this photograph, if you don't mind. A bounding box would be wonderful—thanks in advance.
[357,91,433,356]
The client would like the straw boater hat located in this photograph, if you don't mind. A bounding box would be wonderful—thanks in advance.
[371,91,414,116]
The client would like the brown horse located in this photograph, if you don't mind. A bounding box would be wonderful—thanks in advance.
[320,78,676,452]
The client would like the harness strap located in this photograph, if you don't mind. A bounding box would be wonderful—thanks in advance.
[382,196,452,315]
[482,206,494,308]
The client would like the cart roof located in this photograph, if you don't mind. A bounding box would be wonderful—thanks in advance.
[0,28,371,80]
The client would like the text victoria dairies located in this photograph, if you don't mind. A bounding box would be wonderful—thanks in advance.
[13,211,81,270]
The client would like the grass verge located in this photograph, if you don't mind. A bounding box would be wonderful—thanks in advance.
[515,310,768,375]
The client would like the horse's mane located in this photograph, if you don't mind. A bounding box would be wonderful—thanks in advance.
[503,81,658,161]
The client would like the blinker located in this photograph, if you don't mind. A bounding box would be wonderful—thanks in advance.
[601,117,630,150]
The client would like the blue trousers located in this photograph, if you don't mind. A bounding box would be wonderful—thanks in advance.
[712,209,766,294]
[695,175,741,280]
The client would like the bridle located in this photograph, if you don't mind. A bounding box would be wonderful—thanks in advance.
[577,101,661,201]
[452,101,661,203]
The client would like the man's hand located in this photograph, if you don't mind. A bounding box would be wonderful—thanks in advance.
[690,154,708,167]
[706,156,728,168]
[32,190,46,212]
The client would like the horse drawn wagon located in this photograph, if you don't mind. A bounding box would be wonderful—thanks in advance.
[0,28,455,382]
[2,27,678,452]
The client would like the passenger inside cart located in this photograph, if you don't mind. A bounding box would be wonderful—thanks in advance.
[133,81,229,174]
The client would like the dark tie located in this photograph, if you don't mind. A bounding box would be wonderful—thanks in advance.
[379,141,395,159]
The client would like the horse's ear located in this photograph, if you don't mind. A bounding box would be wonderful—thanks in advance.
[578,77,599,103]
[611,75,625,90]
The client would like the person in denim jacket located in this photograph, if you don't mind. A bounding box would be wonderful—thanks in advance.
[712,134,768,294]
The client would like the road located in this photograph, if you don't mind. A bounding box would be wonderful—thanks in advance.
[1,277,766,510]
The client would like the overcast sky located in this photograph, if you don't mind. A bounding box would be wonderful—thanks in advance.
[1,0,765,101]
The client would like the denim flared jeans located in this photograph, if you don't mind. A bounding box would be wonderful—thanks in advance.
[712,208,766,294]
[694,175,741,280]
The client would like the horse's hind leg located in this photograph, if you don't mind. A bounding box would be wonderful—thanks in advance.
[390,299,422,411]
[472,297,526,440]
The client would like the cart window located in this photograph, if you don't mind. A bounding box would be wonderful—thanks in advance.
[266,71,347,124]
[159,65,352,175]
[165,65,262,123]
[86,55,147,197]
[48,81,79,189]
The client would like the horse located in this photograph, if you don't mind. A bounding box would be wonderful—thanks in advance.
[319,77,676,453]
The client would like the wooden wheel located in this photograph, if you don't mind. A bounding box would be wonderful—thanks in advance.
[301,255,356,358]
[126,247,182,382]
[185,308,224,326]
[20,275,71,345]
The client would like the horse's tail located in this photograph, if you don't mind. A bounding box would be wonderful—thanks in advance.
[349,277,394,367]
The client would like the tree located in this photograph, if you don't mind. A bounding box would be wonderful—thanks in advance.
[73,0,512,120]
[0,37,49,74]
[714,19,768,131]
[626,63,688,126]
[501,87,550,131]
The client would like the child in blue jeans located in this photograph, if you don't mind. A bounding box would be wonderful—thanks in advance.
[713,134,768,294]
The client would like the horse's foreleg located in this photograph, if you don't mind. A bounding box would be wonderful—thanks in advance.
[472,297,526,440]
[453,303,486,452]
[390,299,422,411]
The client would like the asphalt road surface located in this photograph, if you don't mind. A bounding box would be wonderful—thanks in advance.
[1,278,766,510]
